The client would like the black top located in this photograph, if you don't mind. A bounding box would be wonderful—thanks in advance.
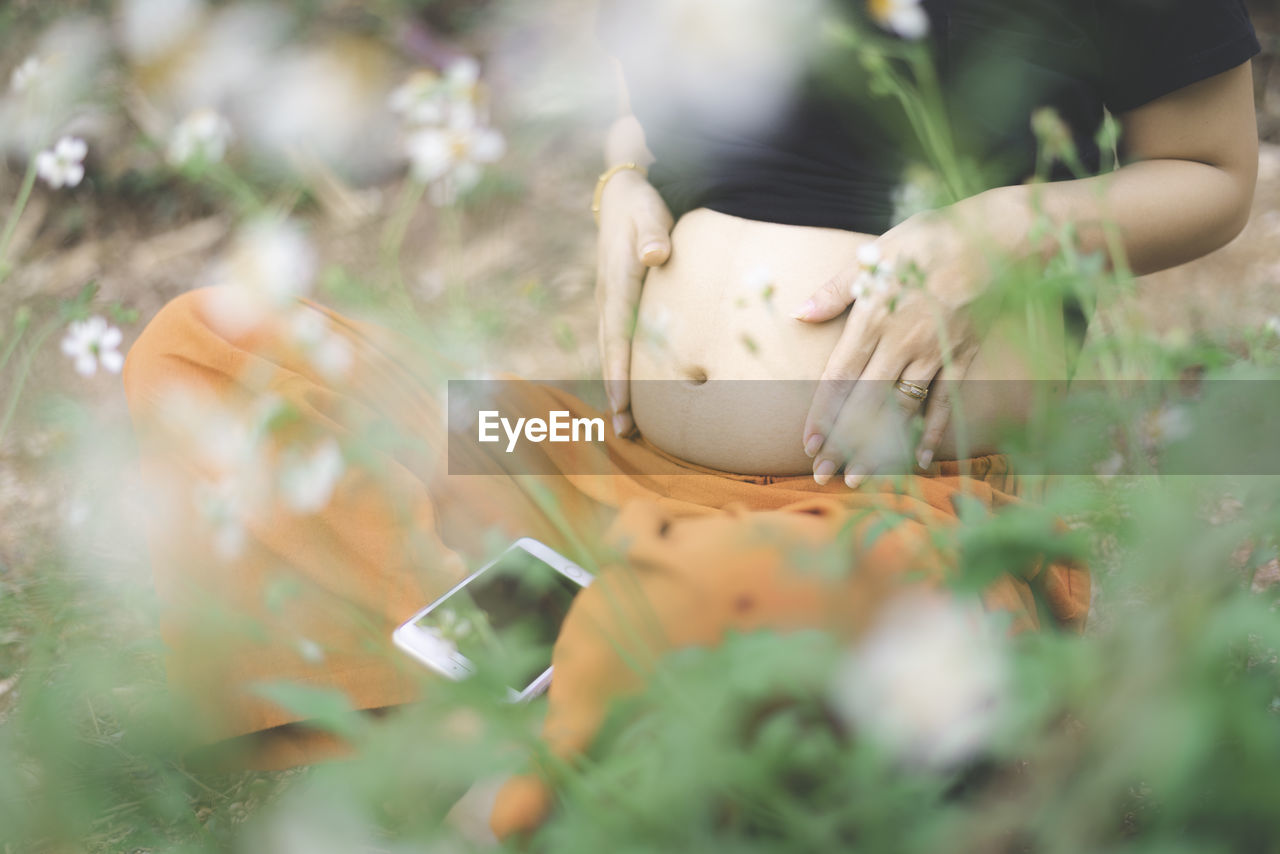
[599,0,1261,236]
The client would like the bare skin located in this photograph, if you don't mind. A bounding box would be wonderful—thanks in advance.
[597,60,1258,480]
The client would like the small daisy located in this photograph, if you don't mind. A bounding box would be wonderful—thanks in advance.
[405,115,505,204]
[295,636,326,665]
[288,308,353,380]
[850,242,899,299]
[1140,403,1192,451]
[1094,451,1125,480]
[868,0,929,39]
[1265,316,1280,337]
[60,315,124,377]
[205,218,319,336]
[742,264,775,298]
[194,476,250,560]
[830,593,1008,768]
[10,56,40,93]
[167,108,234,167]
[279,438,345,514]
[36,136,88,190]
[389,69,448,125]
[389,57,482,127]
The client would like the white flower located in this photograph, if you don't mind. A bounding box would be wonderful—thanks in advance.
[230,218,316,304]
[295,636,325,665]
[117,0,205,64]
[279,438,344,514]
[829,593,1009,768]
[890,167,945,225]
[288,308,353,380]
[194,475,250,559]
[850,242,899,300]
[869,0,930,39]
[153,388,282,559]
[167,108,233,166]
[405,115,505,204]
[60,315,123,377]
[614,0,821,138]
[10,56,41,93]
[1140,403,1192,451]
[204,218,317,336]
[444,56,481,91]
[235,42,401,179]
[856,243,882,270]
[389,58,482,127]
[36,136,88,189]
[1094,451,1125,480]
[389,70,447,125]
[742,264,774,296]
[1265,316,1280,337]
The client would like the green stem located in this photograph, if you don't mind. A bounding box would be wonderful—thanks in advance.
[0,316,59,443]
[203,161,266,214]
[909,50,974,199]
[0,317,29,373]
[0,157,40,286]
[381,177,427,269]
[379,177,428,310]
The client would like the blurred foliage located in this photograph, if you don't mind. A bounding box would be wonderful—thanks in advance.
[1,2,1279,854]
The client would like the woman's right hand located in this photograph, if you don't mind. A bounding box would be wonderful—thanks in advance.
[595,169,674,437]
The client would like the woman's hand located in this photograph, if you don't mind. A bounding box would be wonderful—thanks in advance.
[793,205,993,487]
[595,169,674,437]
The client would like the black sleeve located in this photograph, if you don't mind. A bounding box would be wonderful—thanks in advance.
[1096,0,1261,114]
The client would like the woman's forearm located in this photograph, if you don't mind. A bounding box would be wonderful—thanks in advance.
[604,114,655,169]
[963,63,1258,278]
[970,156,1256,277]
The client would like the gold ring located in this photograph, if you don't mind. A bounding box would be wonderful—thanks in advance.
[895,380,929,401]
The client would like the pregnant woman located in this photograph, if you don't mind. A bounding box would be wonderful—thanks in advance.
[120,0,1260,840]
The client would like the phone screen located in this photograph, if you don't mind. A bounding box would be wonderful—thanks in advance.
[413,547,583,688]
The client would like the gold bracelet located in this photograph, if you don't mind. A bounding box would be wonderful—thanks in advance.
[591,161,647,224]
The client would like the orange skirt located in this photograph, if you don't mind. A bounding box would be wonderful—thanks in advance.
[121,286,1090,817]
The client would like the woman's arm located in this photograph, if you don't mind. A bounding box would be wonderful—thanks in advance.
[796,61,1259,487]
[596,58,674,437]
[967,62,1258,277]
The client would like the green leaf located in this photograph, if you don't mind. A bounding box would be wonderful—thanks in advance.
[248,682,368,740]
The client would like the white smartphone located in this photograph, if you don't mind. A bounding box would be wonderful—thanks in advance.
[393,537,594,702]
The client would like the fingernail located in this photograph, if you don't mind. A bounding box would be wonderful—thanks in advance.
[813,459,836,485]
[917,449,933,469]
[804,433,823,457]
[640,242,666,264]
[791,300,815,320]
[844,467,866,489]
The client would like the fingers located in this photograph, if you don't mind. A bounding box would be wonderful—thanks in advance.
[811,349,916,488]
[596,246,642,435]
[802,305,882,455]
[916,345,978,469]
[895,357,939,418]
[596,188,674,437]
[792,270,857,323]
[633,195,673,267]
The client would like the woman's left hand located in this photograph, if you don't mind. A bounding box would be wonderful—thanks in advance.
[792,205,992,488]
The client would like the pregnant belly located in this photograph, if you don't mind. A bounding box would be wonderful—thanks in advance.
[628,208,1067,475]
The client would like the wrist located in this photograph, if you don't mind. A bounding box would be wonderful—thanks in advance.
[593,162,648,224]
[603,115,652,169]
[966,185,1060,264]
